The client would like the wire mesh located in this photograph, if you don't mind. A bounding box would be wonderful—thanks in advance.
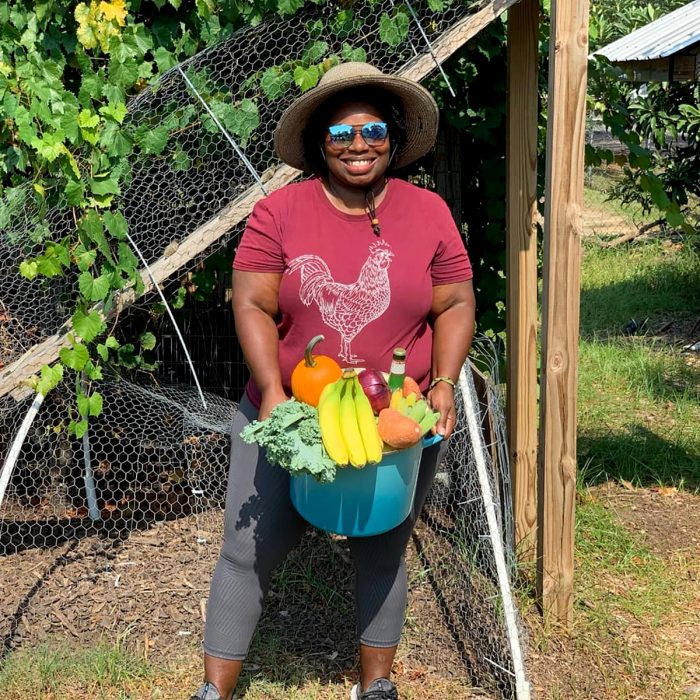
[1,0,529,696]
[0,0,496,379]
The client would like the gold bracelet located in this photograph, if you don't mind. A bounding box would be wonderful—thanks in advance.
[429,376,455,390]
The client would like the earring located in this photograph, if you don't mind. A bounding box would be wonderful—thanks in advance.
[320,146,327,163]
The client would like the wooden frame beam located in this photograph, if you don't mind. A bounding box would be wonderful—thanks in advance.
[506,0,540,562]
[537,0,590,625]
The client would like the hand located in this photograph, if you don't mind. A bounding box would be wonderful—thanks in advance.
[258,387,288,420]
[427,382,456,439]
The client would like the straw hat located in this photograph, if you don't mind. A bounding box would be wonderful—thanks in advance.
[274,62,439,171]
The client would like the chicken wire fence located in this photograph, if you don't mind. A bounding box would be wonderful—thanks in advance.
[0,0,530,696]
[583,112,694,245]
[0,354,527,698]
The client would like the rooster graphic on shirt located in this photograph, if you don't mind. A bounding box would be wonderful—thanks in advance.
[287,240,394,363]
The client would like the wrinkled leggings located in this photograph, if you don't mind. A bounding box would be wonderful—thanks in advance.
[203,394,445,660]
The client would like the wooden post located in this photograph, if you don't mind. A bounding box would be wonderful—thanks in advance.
[537,0,589,625]
[506,0,540,562]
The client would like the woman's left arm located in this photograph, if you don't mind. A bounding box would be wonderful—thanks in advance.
[428,280,476,439]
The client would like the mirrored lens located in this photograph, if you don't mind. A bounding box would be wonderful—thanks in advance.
[361,122,389,145]
[327,125,356,147]
[327,122,388,148]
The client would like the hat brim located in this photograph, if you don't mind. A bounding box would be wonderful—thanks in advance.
[274,74,439,172]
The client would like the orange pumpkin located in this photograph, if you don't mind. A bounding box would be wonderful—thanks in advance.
[291,335,342,406]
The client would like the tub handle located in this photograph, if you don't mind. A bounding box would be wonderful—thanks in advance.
[421,433,444,448]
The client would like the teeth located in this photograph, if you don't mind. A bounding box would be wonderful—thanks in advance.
[346,160,373,166]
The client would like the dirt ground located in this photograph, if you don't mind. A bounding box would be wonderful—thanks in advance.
[0,510,494,699]
[525,483,700,700]
[2,486,699,699]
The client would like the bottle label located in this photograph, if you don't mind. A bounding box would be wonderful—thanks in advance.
[389,360,405,375]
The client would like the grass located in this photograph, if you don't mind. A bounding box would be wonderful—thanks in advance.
[577,237,700,490]
[0,639,154,699]
[523,495,696,696]
[521,224,700,698]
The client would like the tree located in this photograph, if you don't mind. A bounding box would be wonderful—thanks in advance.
[587,0,699,235]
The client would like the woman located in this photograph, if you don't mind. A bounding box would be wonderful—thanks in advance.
[190,62,475,700]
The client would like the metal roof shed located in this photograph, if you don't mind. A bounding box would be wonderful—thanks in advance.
[594,0,700,81]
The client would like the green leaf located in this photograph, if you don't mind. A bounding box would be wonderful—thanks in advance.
[379,12,409,47]
[78,391,103,417]
[90,176,121,197]
[72,308,106,343]
[104,210,128,240]
[293,65,320,92]
[96,336,119,361]
[171,147,191,172]
[427,0,444,10]
[80,211,115,264]
[665,203,684,228]
[64,179,85,205]
[101,121,134,157]
[117,242,139,274]
[139,331,156,350]
[99,101,127,124]
[171,286,186,309]
[36,363,63,396]
[221,99,259,145]
[75,246,97,271]
[154,46,176,72]
[303,40,328,64]
[78,271,111,301]
[277,0,304,15]
[59,343,89,371]
[341,43,367,63]
[109,56,140,89]
[19,260,38,280]
[135,124,170,155]
[260,67,293,101]
[36,242,69,277]
[69,418,89,439]
[28,221,51,245]
[78,109,100,129]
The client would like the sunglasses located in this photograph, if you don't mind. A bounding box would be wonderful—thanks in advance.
[326,121,389,149]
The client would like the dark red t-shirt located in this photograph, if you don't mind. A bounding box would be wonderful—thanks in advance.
[233,177,473,407]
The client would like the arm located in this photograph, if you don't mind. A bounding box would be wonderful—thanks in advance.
[232,269,287,419]
[428,280,476,439]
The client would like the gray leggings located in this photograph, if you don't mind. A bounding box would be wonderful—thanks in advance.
[203,394,445,660]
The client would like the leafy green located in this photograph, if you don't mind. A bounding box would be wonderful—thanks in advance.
[240,399,336,483]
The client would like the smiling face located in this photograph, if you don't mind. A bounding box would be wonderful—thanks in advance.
[322,100,391,191]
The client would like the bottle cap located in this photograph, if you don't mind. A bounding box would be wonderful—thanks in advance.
[392,347,406,360]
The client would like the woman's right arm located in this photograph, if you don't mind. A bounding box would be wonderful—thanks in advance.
[232,269,287,419]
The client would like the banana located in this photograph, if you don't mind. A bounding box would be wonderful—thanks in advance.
[318,379,348,465]
[352,376,383,464]
[339,375,367,468]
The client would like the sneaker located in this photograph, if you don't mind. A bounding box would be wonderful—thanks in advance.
[350,678,399,700]
[189,681,225,700]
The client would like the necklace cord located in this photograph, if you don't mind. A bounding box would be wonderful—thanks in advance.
[365,189,381,236]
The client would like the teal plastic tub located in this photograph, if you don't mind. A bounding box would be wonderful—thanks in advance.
[289,433,443,537]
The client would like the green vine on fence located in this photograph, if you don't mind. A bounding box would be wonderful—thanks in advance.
[0,0,421,435]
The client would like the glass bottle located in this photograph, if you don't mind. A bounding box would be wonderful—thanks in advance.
[387,348,407,392]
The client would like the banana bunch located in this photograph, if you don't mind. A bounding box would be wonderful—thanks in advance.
[389,389,440,435]
[317,370,383,468]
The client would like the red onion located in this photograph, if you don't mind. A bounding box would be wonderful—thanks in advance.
[358,369,392,415]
